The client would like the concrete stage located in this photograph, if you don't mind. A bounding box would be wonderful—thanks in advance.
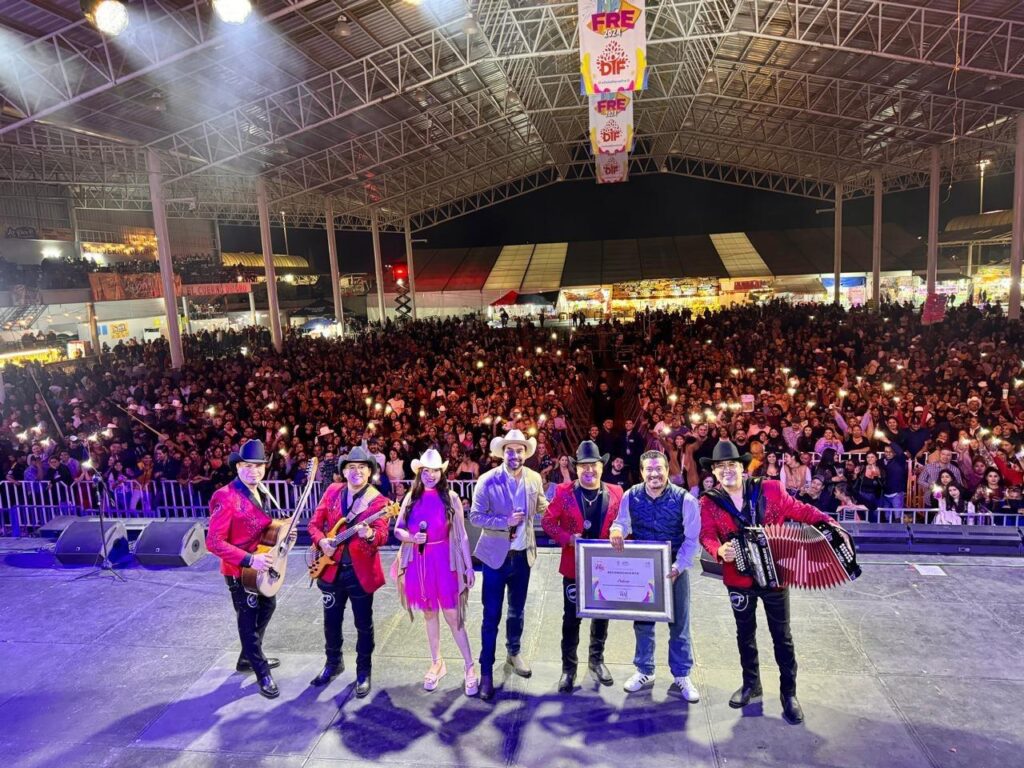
[0,540,1021,768]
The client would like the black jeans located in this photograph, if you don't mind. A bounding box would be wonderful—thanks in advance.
[480,549,532,675]
[561,576,609,673]
[319,564,375,677]
[727,586,797,696]
[226,576,276,678]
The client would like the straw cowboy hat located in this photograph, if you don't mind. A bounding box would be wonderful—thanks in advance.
[317,425,335,438]
[490,428,537,459]
[411,448,449,474]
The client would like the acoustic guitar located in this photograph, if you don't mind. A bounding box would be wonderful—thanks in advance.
[240,458,319,598]
[306,500,400,584]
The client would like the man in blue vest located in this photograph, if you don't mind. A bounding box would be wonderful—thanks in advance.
[610,450,701,702]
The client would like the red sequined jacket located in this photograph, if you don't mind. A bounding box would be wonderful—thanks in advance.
[699,479,833,589]
[308,483,390,592]
[542,481,622,579]
[206,479,273,577]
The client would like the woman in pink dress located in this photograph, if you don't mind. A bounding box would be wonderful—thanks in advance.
[393,449,478,695]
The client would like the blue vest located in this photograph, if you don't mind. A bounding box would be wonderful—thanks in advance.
[626,483,689,556]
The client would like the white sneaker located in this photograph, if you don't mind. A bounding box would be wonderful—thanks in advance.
[671,675,700,702]
[623,671,655,692]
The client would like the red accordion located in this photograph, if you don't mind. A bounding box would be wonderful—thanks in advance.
[732,522,861,591]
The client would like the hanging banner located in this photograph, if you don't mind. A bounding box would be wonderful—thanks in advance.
[589,92,634,155]
[579,0,648,95]
[183,282,255,297]
[596,152,630,184]
[88,273,182,301]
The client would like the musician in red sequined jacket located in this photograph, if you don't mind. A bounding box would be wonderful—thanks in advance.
[308,481,390,592]
[697,441,845,725]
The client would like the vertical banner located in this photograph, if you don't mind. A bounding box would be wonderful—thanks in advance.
[596,153,630,184]
[589,92,634,155]
[580,0,648,95]
[921,292,946,325]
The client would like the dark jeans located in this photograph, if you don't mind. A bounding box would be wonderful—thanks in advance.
[561,576,608,673]
[727,586,797,696]
[226,576,276,678]
[479,549,532,675]
[319,564,375,677]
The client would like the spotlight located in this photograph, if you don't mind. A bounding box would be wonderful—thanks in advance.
[213,0,253,24]
[333,13,353,37]
[81,0,129,36]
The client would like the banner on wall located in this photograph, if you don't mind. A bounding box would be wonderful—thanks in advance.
[589,92,634,154]
[183,282,254,297]
[88,273,182,301]
[579,0,648,95]
[595,152,630,184]
[109,322,130,340]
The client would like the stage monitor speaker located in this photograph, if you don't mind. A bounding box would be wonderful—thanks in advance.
[134,520,208,567]
[39,515,81,541]
[699,547,723,577]
[54,520,129,566]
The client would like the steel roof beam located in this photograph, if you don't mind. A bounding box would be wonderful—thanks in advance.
[0,0,325,138]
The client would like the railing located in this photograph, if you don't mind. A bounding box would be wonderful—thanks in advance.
[2,480,1021,538]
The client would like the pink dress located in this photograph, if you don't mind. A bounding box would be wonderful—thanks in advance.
[403,489,460,611]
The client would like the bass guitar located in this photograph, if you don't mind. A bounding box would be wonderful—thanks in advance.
[240,458,319,598]
[306,500,400,584]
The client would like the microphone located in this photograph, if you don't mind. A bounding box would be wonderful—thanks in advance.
[417,520,428,555]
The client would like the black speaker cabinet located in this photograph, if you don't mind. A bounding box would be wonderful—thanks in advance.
[134,520,207,567]
[54,520,129,565]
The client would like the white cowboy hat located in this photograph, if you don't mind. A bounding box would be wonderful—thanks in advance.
[490,428,537,459]
[411,448,449,474]
[317,426,335,437]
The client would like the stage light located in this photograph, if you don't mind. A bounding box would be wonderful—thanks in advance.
[213,0,252,24]
[81,0,129,36]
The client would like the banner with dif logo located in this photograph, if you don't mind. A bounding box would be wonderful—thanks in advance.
[596,153,630,184]
[579,0,648,95]
[589,92,634,155]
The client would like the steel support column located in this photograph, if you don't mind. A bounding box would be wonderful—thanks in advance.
[370,208,386,325]
[256,178,283,352]
[146,148,184,369]
[1009,116,1024,320]
[927,147,940,296]
[248,289,257,326]
[325,199,346,337]
[181,296,192,335]
[404,217,418,321]
[86,301,100,357]
[872,170,883,307]
[833,182,843,305]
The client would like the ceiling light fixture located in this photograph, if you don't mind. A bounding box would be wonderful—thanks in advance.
[81,0,129,36]
[333,13,353,37]
[213,0,253,24]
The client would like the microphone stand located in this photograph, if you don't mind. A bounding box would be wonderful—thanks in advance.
[73,470,126,583]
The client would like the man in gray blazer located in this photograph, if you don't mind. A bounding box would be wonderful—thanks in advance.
[470,429,548,700]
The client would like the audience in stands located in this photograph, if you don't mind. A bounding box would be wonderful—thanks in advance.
[2,300,1024,528]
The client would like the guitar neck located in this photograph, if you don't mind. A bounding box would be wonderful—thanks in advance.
[330,507,388,545]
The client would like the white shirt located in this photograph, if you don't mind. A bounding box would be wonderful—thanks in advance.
[504,464,529,551]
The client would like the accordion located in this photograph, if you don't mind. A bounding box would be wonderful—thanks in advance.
[731,522,862,590]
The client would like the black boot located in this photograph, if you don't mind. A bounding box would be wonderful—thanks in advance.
[558,671,576,693]
[729,682,763,709]
[257,674,279,699]
[237,657,280,674]
[588,662,613,687]
[355,674,372,699]
[479,673,495,701]
[781,694,804,724]
[310,660,343,687]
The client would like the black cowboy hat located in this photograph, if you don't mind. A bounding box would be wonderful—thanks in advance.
[229,439,269,467]
[339,445,379,474]
[573,440,609,466]
[700,440,753,469]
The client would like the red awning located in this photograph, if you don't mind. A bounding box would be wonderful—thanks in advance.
[490,290,519,306]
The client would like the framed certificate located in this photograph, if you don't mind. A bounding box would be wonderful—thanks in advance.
[575,540,674,622]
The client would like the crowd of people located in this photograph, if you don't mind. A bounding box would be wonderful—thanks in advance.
[2,300,1024,527]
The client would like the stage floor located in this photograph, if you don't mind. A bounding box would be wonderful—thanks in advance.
[0,539,1021,768]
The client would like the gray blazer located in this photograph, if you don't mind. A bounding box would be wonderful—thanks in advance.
[469,464,548,569]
